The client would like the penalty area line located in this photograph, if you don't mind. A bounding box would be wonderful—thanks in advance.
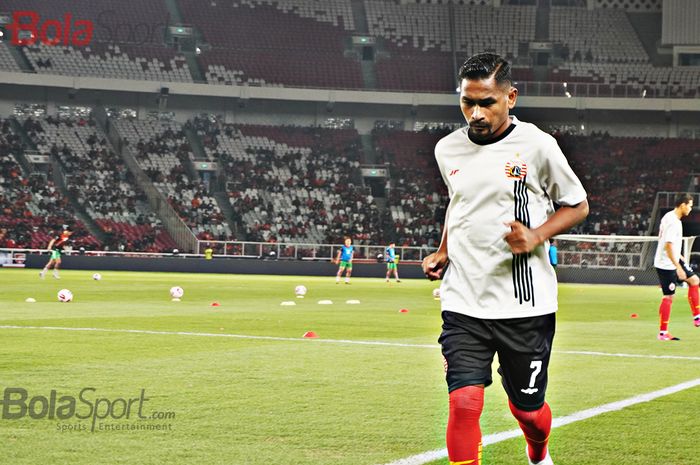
[379,377,700,465]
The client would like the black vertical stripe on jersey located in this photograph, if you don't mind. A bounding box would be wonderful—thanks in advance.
[512,177,535,307]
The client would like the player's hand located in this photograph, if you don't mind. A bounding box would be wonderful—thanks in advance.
[504,221,543,254]
[677,266,687,281]
[422,251,448,281]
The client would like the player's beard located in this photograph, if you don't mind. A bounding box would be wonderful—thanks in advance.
[467,124,492,142]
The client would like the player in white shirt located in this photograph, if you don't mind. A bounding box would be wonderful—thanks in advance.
[422,53,588,465]
[653,193,700,341]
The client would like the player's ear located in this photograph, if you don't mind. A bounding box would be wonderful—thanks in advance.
[507,86,518,109]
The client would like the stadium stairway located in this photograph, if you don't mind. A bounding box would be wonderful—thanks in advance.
[212,190,240,239]
[360,133,379,164]
[181,125,204,180]
[162,0,206,82]
[7,45,34,72]
[49,157,107,243]
[627,11,671,67]
[8,118,37,173]
[535,0,550,41]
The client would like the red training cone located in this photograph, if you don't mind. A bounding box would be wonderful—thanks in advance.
[303,331,318,338]
[211,302,220,307]
[399,308,409,313]
[630,313,638,318]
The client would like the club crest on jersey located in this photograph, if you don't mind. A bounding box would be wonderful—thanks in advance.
[505,160,528,180]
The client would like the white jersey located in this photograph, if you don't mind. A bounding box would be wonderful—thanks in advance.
[654,210,683,270]
[435,116,587,319]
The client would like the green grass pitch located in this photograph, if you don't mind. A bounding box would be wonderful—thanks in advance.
[1,268,699,465]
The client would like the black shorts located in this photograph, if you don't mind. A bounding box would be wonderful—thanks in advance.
[439,310,555,411]
[656,259,696,296]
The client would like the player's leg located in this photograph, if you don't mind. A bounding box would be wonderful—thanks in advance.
[53,256,61,279]
[681,262,700,326]
[336,263,343,283]
[393,264,401,282]
[40,258,54,278]
[344,263,352,283]
[386,263,391,282]
[656,268,680,340]
[439,311,495,465]
[495,314,555,464]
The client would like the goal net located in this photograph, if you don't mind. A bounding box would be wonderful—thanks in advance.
[553,234,698,285]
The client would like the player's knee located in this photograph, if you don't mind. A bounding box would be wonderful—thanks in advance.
[449,385,484,421]
[688,276,699,286]
[509,398,549,420]
[663,295,674,302]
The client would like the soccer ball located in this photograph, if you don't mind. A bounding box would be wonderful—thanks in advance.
[57,289,73,302]
[170,286,184,299]
[432,288,441,299]
[92,273,102,281]
[295,285,307,297]
[628,275,636,283]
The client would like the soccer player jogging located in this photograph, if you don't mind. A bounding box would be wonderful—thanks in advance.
[335,237,354,284]
[422,53,588,465]
[385,241,401,283]
[653,193,700,341]
[40,227,72,279]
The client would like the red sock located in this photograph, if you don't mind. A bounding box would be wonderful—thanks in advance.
[509,401,552,463]
[688,286,700,317]
[659,298,672,332]
[446,386,484,465]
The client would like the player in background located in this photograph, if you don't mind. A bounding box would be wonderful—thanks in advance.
[39,226,72,279]
[384,241,401,283]
[204,244,214,260]
[653,193,700,341]
[335,236,354,284]
[422,53,588,465]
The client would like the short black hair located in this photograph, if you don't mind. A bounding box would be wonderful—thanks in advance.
[675,193,694,207]
[458,52,512,87]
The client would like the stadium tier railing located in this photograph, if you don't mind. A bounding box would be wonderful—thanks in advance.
[194,240,433,263]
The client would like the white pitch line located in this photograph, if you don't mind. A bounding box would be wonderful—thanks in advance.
[0,325,438,348]
[379,377,700,465]
[1,325,700,362]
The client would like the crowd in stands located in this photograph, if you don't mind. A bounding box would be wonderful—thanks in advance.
[198,119,379,247]
[24,116,174,252]
[0,118,98,249]
[7,110,696,254]
[557,131,700,235]
[115,118,232,241]
[373,127,449,248]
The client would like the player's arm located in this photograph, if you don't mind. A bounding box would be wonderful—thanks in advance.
[505,199,589,254]
[46,238,56,251]
[422,209,450,280]
[335,250,341,264]
[664,241,687,280]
